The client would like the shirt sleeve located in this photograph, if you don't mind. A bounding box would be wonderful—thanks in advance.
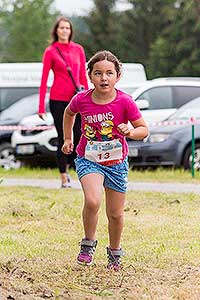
[79,46,89,90]
[68,93,80,113]
[126,97,142,121]
[39,48,52,113]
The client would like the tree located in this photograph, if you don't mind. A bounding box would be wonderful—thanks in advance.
[75,0,121,60]
[119,0,176,65]
[72,0,177,68]
[148,0,200,78]
[0,0,58,62]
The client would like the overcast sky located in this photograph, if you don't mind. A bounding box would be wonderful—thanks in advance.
[54,0,132,16]
[54,0,94,15]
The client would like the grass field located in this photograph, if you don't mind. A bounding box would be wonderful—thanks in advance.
[0,179,200,299]
[0,166,200,183]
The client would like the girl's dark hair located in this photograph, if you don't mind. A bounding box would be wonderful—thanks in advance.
[51,16,73,44]
[87,50,122,76]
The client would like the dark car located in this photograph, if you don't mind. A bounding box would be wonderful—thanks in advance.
[0,94,49,169]
[128,97,200,170]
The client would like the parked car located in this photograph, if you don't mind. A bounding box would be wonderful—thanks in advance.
[119,83,146,95]
[0,63,53,112]
[11,113,57,167]
[128,97,200,170]
[0,93,49,169]
[131,78,200,123]
[12,78,200,168]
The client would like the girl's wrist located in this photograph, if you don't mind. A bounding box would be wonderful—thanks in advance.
[64,137,72,141]
[126,129,134,138]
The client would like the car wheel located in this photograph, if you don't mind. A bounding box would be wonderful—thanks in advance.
[0,143,22,170]
[183,142,200,170]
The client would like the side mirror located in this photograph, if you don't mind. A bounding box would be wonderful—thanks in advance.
[136,99,149,110]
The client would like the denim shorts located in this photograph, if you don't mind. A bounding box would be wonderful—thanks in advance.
[75,156,129,193]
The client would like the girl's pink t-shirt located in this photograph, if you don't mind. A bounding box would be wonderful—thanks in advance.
[69,89,142,163]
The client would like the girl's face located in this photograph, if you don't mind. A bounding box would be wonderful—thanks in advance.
[57,21,71,43]
[89,60,120,94]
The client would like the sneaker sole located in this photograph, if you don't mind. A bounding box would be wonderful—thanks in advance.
[107,266,120,271]
[77,260,93,266]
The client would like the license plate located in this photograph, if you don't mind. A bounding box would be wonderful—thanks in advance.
[128,148,138,157]
[16,144,35,154]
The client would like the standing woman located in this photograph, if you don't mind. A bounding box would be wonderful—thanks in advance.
[38,16,88,188]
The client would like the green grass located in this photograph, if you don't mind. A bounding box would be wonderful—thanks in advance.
[0,186,200,299]
[0,166,200,183]
[128,167,200,183]
[0,166,62,179]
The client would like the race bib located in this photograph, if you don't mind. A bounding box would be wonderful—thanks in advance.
[85,139,123,164]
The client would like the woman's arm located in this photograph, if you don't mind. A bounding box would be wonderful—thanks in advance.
[38,49,52,118]
[62,106,77,154]
[79,46,89,89]
[117,117,148,140]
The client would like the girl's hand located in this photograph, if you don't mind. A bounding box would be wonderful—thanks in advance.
[62,139,74,154]
[117,123,130,136]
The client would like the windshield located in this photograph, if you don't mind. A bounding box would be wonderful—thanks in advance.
[0,94,49,122]
[120,87,139,94]
[168,97,200,121]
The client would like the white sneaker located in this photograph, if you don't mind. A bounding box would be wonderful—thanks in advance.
[61,174,71,188]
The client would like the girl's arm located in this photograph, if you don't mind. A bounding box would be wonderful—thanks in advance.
[62,107,76,154]
[117,117,148,140]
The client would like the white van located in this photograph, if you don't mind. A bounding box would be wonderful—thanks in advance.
[115,63,147,94]
[118,63,147,85]
[0,63,53,112]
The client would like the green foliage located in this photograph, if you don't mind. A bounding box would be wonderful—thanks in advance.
[75,0,122,60]
[148,0,200,78]
[1,0,200,78]
[0,0,58,62]
[75,0,178,72]
[120,0,176,63]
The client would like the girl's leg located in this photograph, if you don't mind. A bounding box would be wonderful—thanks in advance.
[80,173,104,240]
[105,188,125,249]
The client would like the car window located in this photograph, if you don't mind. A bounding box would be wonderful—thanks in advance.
[136,86,173,109]
[0,94,49,122]
[0,87,39,111]
[173,86,200,108]
[168,98,200,120]
[174,109,200,120]
[120,87,139,94]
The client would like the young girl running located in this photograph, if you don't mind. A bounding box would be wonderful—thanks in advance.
[62,50,148,270]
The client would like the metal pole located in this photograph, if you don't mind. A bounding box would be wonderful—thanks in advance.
[191,123,195,178]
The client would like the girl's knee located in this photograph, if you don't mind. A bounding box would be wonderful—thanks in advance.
[109,212,124,222]
[84,197,101,213]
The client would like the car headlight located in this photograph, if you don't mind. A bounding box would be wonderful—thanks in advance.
[148,133,170,143]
